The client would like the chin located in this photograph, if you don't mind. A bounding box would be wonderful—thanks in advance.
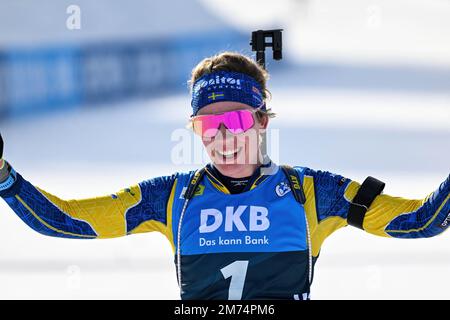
[214,163,247,175]
[208,145,259,177]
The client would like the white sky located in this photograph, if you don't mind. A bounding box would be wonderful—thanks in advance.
[200,0,450,67]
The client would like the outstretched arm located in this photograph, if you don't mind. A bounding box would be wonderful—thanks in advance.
[297,166,449,257]
[0,160,177,244]
[359,175,450,238]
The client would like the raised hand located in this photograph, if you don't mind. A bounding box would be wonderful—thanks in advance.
[0,131,3,159]
[0,132,7,182]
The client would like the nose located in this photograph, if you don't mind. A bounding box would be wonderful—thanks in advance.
[209,123,227,142]
[212,124,239,149]
[218,123,228,136]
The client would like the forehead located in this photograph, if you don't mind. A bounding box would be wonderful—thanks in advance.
[197,101,253,115]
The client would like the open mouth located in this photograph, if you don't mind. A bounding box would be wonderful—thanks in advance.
[215,147,243,160]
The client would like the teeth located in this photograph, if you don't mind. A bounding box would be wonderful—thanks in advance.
[216,147,241,158]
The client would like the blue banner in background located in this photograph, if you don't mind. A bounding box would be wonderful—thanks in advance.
[3,47,82,118]
[0,31,249,120]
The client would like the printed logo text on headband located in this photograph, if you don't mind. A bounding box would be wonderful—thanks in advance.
[191,71,265,116]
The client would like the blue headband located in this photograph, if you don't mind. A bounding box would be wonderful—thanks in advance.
[191,71,265,116]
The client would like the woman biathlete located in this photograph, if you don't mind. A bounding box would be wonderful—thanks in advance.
[0,52,449,300]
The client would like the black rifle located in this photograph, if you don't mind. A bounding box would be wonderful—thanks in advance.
[250,29,283,158]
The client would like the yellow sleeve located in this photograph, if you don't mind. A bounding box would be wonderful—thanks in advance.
[363,183,449,239]
[1,171,177,245]
[36,184,145,238]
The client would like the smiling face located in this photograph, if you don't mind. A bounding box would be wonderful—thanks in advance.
[189,52,272,177]
[196,101,269,178]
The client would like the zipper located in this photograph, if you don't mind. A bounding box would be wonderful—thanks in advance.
[304,207,313,286]
[176,196,190,294]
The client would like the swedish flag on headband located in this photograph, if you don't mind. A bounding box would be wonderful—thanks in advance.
[208,92,225,101]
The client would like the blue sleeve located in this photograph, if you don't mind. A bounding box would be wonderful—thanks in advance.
[301,167,353,222]
[125,174,177,233]
[384,174,450,238]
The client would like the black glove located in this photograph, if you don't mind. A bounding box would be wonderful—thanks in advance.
[0,132,8,183]
[0,131,3,159]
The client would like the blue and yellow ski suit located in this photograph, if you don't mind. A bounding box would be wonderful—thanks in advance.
[0,161,449,299]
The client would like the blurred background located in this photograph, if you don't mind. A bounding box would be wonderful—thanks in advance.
[0,0,449,299]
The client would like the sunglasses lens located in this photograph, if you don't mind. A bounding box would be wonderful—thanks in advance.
[192,116,220,138]
[224,110,255,134]
[191,109,255,137]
